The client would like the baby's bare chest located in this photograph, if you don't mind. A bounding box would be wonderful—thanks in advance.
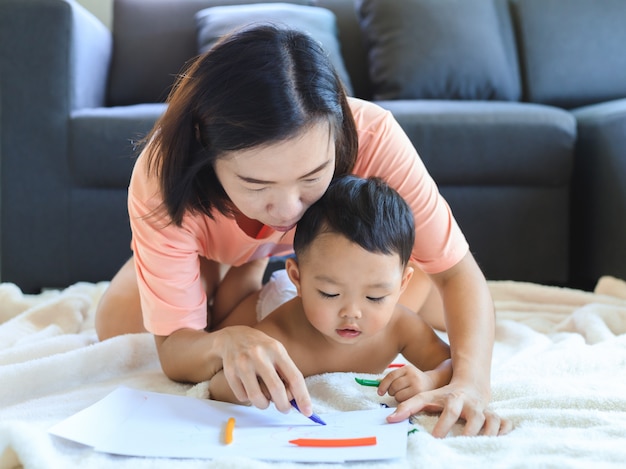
[295,338,401,377]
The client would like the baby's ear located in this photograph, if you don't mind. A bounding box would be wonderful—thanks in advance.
[285,258,303,296]
[399,265,414,293]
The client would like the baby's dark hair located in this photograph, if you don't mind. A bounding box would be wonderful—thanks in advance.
[294,176,415,266]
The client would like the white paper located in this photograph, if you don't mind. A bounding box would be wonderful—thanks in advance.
[49,387,408,463]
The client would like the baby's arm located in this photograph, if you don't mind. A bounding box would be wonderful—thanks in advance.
[425,358,453,390]
[378,307,452,401]
[209,369,247,405]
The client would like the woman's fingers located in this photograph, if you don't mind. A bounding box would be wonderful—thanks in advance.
[222,353,269,407]
[458,405,485,437]
[498,416,514,435]
[429,395,464,438]
[221,326,309,413]
[475,409,500,436]
[255,355,303,413]
[276,361,312,415]
[385,384,510,438]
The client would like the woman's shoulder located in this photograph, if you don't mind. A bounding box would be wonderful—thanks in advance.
[128,147,163,212]
[348,97,404,147]
[348,97,390,126]
[349,98,416,176]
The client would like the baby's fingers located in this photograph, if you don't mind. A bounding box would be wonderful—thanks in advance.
[377,368,406,396]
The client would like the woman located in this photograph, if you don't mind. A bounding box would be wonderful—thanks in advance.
[95,24,495,437]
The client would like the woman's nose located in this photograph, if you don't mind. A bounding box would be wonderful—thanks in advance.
[269,190,302,221]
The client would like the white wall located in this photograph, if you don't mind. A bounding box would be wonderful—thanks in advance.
[76,0,113,29]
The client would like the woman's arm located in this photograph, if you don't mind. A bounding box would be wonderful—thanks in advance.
[433,251,494,431]
[154,325,312,415]
[387,251,495,437]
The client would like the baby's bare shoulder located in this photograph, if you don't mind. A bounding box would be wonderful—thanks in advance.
[389,304,434,338]
[254,299,303,342]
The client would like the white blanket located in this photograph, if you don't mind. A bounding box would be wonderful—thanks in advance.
[1,277,626,468]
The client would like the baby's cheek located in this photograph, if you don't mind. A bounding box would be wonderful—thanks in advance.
[304,305,334,333]
[365,311,393,334]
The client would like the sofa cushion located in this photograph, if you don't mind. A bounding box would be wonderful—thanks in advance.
[356,0,518,101]
[108,0,311,106]
[376,100,575,186]
[514,0,626,109]
[195,3,354,95]
[70,104,166,188]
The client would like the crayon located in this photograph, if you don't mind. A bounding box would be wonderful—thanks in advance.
[224,417,235,445]
[355,377,381,387]
[290,399,327,425]
[289,436,377,447]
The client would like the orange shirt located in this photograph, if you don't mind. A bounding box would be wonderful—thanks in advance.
[128,98,468,335]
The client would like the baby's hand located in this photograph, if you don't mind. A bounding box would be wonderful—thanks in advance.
[377,363,443,403]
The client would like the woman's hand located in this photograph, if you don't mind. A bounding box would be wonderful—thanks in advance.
[218,325,312,415]
[385,379,511,437]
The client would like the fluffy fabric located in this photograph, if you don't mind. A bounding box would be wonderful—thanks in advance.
[1,277,626,468]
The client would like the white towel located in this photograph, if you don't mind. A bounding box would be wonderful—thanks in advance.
[1,277,626,468]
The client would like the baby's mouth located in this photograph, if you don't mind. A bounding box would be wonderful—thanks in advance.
[336,327,361,338]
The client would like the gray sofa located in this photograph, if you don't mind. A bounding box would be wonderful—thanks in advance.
[1,0,624,293]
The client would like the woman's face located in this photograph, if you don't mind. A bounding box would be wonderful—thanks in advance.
[214,122,336,231]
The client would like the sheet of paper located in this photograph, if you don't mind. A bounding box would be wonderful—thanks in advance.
[49,386,408,463]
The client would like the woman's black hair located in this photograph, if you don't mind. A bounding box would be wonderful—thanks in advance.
[143,24,358,226]
[293,176,415,266]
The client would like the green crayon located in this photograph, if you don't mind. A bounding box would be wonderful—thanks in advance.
[355,377,381,387]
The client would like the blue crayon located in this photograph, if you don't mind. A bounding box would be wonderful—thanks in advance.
[290,399,327,425]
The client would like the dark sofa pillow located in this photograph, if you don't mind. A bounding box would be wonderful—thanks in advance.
[514,0,626,108]
[356,0,517,101]
[195,3,353,95]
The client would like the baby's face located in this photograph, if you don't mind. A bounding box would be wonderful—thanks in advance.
[295,232,410,344]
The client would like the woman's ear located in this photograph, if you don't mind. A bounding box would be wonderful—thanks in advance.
[285,257,303,296]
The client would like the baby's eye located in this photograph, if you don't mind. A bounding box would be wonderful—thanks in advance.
[366,296,386,303]
[318,290,338,299]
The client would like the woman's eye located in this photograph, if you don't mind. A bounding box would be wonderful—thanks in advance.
[318,290,338,299]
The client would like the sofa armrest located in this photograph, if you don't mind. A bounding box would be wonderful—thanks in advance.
[571,99,626,288]
[0,0,111,291]
[70,1,113,109]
